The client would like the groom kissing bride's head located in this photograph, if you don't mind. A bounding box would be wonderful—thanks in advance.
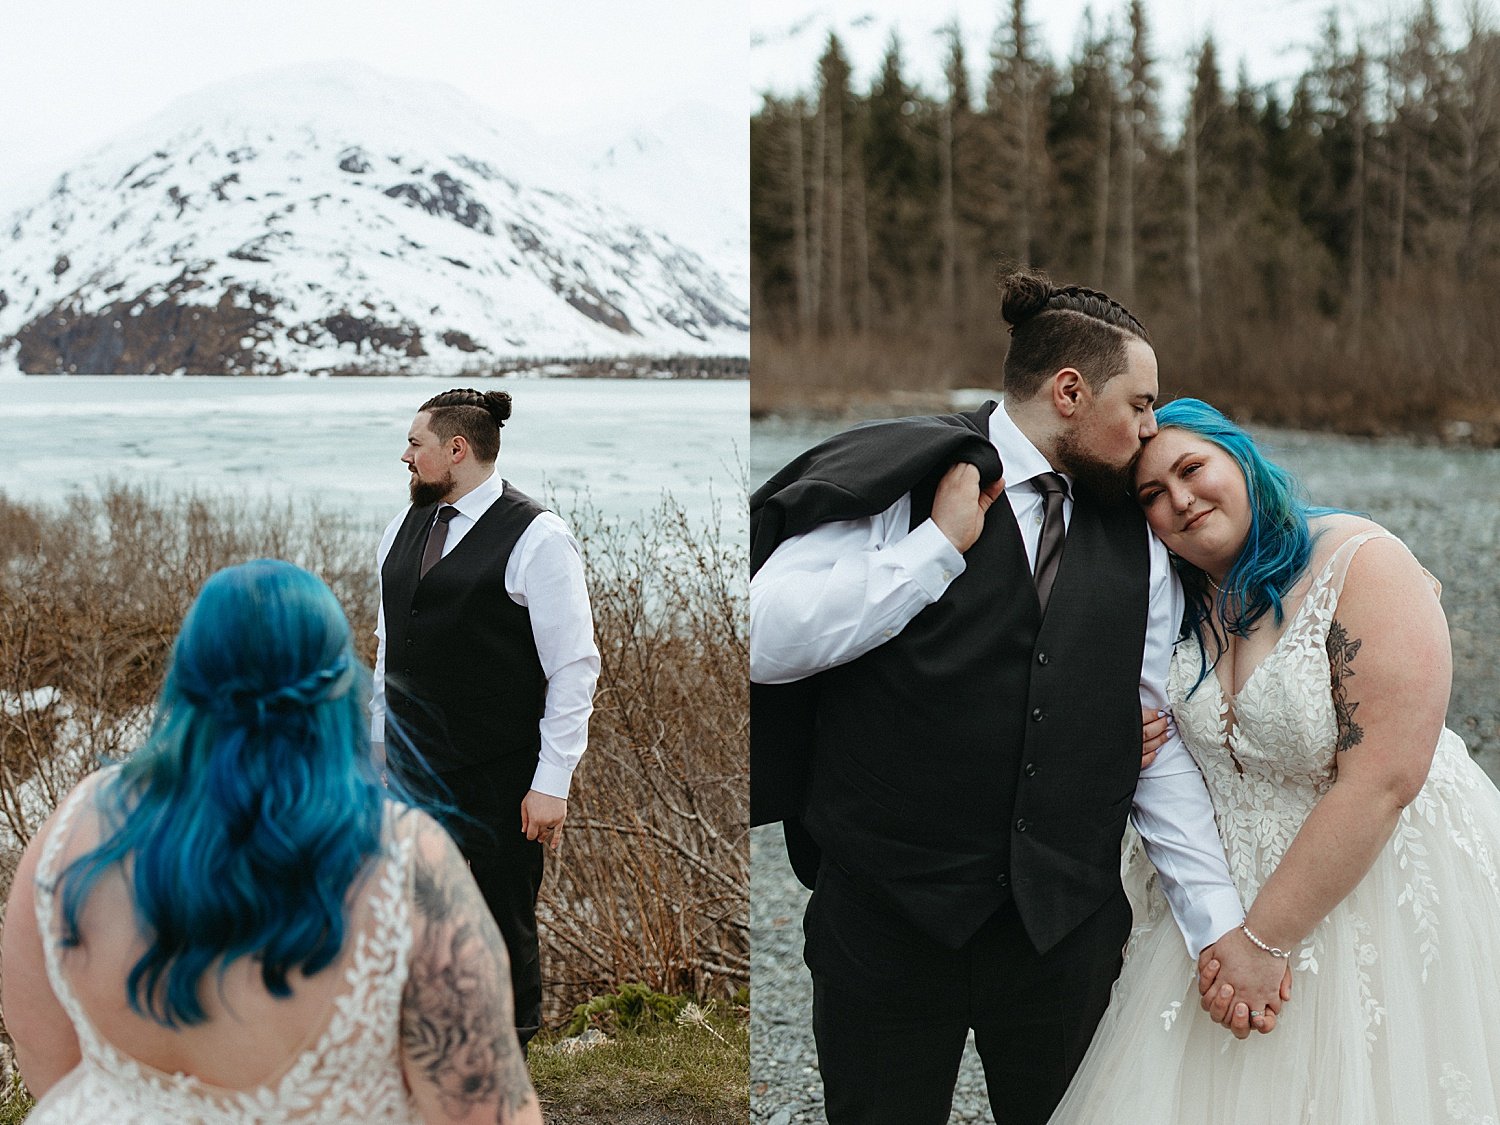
[996,265,1159,499]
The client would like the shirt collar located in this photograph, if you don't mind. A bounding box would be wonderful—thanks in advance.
[989,400,1070,495]
[446,471,504,522]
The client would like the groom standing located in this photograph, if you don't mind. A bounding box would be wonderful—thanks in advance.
[750,271,1256,1124]
[372,387,599,1049]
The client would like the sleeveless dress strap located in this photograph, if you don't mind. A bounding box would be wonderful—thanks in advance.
[32,771,114,1060]
[1320,528,1434,609]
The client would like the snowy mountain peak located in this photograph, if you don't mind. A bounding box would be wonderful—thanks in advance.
[0,62,747,375]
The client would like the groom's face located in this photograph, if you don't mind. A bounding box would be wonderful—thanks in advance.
[1056,338,1159,494]
[402,411,457,505]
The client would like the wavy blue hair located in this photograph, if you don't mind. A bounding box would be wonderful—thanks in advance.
[57,559,393,1027]
[1149,399,1341,692]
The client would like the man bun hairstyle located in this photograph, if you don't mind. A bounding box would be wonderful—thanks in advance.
[419,387,512,464]
[998,265,1151,401]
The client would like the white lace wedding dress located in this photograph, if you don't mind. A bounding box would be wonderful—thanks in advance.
[26,786,426,1124]
[1051,530,1500,1124]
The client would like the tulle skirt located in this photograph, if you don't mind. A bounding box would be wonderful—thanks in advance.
[1050,729,1500,1124]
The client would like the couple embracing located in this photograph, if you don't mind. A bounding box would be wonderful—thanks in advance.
[750,267,1500,1123]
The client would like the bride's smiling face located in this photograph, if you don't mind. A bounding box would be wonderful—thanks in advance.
[1133,427,1254,577]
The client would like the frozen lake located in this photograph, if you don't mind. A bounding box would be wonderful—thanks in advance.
[1,376,748,537]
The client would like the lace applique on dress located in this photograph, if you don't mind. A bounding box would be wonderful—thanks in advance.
[29,783,423,1124]
[1049,529,1500,1124]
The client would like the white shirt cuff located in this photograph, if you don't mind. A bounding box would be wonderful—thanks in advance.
[530,761,574,800]
[889,518,966,599]
[1174,888,1248,960]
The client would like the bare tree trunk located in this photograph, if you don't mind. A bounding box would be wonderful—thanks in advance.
[1348,50,1368,333]
[939,98,958,332]
[1092,94,1112,284]
[1120,98,1136,300]
[827,92,845,337]
[809,97,826,331]
[790,101,813,337]
[850,141,873,333]
[1391,136,1408,286]
[1184,89,1203,335]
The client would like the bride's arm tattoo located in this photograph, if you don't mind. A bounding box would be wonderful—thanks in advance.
[402,832,537,1123]
[1327,619,1365,753]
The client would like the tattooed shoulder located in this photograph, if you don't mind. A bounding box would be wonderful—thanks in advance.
[1327,618,1365,752]
[402,825,537,1123]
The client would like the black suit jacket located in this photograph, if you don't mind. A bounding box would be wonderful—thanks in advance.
[749,404,1004,886]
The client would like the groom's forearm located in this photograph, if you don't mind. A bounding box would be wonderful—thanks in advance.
[1131,738,1245,959]
[750,514,961,683]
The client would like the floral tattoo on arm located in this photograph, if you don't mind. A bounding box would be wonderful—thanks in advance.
[402,838,536,1123]
[1327,619,1365,753]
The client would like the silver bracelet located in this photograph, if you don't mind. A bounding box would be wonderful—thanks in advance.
[1240,923,1292,960]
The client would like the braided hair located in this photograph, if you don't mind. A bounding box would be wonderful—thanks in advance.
[419,387,513,463]
[998,266,1151,401]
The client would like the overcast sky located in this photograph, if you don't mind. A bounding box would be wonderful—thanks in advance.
[751,0,1480,123]
[0,0,747,188]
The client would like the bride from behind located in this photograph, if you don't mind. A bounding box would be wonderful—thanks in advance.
[1051,399,1500,1123]
[2,559,541,1124]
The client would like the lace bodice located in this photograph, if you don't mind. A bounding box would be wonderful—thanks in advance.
[1168,529,1460,903]
[30,784,424,1124]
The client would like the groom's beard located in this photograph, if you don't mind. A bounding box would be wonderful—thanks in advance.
[1054,429,1134,506]
[409,470,455,507]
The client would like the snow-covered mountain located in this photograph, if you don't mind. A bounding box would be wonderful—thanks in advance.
[0,62,748,375]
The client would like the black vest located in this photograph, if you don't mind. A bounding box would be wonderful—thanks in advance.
[806,476,1150,954]
[382,483,546,779]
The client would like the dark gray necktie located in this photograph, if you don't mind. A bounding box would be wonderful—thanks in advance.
[1031,473,1069,614]
[419,505,459,579]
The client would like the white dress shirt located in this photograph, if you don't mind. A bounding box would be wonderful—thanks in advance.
[371,472,600,799]
[750,403,1244,957]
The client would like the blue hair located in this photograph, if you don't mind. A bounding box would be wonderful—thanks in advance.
[57,559,394,1027]
[1150,399,1342,693]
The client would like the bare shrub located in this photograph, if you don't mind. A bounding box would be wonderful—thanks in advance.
[541,495,748,1022]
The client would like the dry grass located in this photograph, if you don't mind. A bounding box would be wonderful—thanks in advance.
[751,284,1500,444]
[0,484,747,1041]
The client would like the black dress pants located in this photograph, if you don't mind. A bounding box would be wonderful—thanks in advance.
[804,861,1131,1125]
[408,759,547,1049]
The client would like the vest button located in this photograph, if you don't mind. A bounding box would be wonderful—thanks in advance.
[1031,707,1044,722]
[1037,652,1049,665]
[1024,762,1037,777]
[410,609,419,617]
[1016,818,1029,833]
[405,638,414,647]
[996,873,1010,888]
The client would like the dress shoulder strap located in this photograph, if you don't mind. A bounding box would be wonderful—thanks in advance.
[1310,526,1439,617]
[32,769,117,1056]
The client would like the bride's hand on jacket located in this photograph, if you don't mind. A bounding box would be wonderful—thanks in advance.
[1140,707,1171,769]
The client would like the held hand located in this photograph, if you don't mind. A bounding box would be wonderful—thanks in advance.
[1198,928,1294,1039]
[1140,707,1170,769]
[521,790,568,851]
[931,463,1006,554]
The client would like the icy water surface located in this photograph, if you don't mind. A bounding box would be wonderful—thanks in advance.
[2,376,747,537]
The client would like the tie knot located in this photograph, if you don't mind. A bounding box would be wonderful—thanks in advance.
[1032,472,1068,499]
[435,505,459,524]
